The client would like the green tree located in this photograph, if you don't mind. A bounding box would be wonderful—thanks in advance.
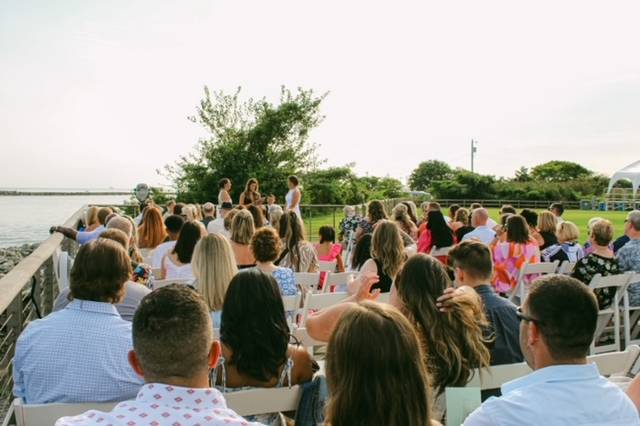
[408,160,453,190]
[514,166,531,182]
[530,161,593,182]
[164,86,327,202]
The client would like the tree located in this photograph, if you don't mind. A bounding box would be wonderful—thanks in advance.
[530,161,593,183]
[408,160,453,191]
[431,171,496,199]
[164,86,327,202]
[514,166,531,182]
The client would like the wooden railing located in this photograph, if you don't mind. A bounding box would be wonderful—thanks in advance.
[0,206,85,418]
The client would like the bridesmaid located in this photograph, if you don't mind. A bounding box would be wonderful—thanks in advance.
[285,175,302,219]
[218,178,232,207]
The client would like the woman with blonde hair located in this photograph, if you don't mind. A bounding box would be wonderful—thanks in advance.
[349,220,405,293]
[83,206,101,232]
[230,209,256,269]
[137,207,167,249]
[391,203,418,240]
[192,234,237,327]
[277,211,319,273]
[537,210,558,250]
[325,302,437,426]
[542,221,585,264]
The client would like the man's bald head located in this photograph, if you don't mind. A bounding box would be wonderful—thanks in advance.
[471,208,489,227]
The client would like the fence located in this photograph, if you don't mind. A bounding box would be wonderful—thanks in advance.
[0,207,85,419]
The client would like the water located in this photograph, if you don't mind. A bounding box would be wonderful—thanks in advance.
[0,195,133,247]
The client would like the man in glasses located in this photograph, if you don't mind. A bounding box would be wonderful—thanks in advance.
[464,275,639,425]
[617,210,640,306]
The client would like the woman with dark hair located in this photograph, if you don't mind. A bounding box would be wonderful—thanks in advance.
[492,215,541,294]
[349,234,373,272]
[355,200,388,239]
[285,175,302,219]
[239,178,262,206]
[218,178,232,207]
[160,221,203,280]
[449,204,460,223]
[418,210,454,259]
[325,302,437,426]
[246,204,266,229]
[452,208,474,240]
[315,226,345,272]
[214,270,315,423]
[278,211,319,272]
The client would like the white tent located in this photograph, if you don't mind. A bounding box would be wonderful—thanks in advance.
[607,160,640,197]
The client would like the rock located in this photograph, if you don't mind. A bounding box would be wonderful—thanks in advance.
[0,244,39,276]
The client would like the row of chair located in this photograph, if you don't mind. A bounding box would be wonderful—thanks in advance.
[9,345,639,426]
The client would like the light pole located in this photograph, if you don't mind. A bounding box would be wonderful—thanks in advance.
[471,139,478,173]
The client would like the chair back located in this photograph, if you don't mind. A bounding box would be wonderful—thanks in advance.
[325,272,354,293]
[318,261,336,272]
[13,399,118,426]
[152,278,193,290]
[295,272,321,292]
[590,272,634,354]
[430,246,453,257]
[557,261,576,274]
[510,261,559,303]
[302,292,350,321]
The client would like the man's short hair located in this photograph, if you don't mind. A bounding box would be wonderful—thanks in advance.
[627,210,640,232]
[549,202,564,216]
[106,215,133,237]
[97,207,113,225]
[133,285,213,380]
[500,204,517,215]
[70,239,131,303]
[470,202,482,210]
[427,202,441,211]
[173,203,185,216]
[526,275,598,360]
[520,209,538,228]
[203,202,215,214]
[164,214,185,234]
[448,240,493,280]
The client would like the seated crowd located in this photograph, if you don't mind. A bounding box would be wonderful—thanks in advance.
[14,196,640,425]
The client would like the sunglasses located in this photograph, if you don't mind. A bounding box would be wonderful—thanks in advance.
[516,307,543,325]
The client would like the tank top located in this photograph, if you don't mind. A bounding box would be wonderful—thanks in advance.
[372,259,393,293]
[162,256,195,281]
[285,188,302,218]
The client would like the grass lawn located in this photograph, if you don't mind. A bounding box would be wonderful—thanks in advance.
[302,208,630,243]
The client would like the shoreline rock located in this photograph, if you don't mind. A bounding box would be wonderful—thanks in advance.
[0,243,40,279]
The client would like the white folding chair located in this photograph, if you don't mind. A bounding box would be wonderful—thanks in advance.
[224,386,303,417]
[302,292,350,322]
[623,272,640,347]
[590,272,633,354]
[151,278,193,290]
[293,327,326,351]
[318,261,337,272]
[53,248,72,292]
[325,272,355,293]
[342,230,356,270]
[557,261,577,274]
[509,261,559,304]
[13,398,118,426]
[430,245,453,257]
[295,272,321,292]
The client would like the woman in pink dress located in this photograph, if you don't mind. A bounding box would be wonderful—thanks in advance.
[492,215,541,294]
[315,226,345,291]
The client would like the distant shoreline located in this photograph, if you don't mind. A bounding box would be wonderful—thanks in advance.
[0,191,132,196]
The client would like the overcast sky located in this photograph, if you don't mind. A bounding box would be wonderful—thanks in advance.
[1,0,639,189]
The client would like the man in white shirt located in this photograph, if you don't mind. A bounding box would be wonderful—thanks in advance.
[207,202,232,237]
[464,275,639,425]
[462,208,496,245]
[150,214,184,268]
[56,285,262,426]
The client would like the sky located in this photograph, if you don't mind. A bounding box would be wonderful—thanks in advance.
[1,0,639,189]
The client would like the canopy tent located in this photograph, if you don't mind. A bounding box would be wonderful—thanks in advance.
[607,160,640,197]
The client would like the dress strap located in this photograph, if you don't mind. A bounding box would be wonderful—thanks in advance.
[277,357,295,388]
[210,356,227,392]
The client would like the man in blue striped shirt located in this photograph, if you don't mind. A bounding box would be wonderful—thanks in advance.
[13,239,143,403]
